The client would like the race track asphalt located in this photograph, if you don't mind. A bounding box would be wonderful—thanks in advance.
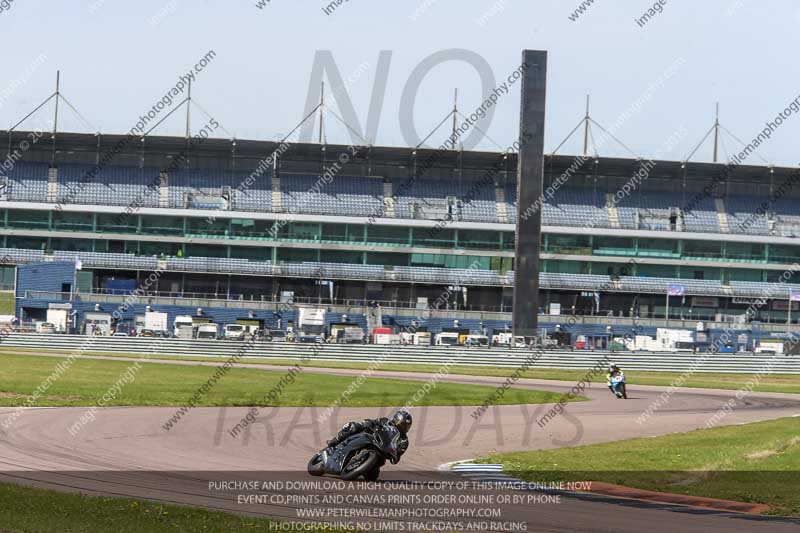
[1,357,799,532]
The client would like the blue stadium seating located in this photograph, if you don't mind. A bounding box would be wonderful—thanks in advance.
[5,162,800,239]
[55,164,160,207]
[281,173,382,217]
[230,169,272,212]
[5,162,49,202]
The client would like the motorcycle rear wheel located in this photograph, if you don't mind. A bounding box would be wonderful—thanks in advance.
[307,452,325,476]
[341,449,380,481]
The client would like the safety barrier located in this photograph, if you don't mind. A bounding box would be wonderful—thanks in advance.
[1,333,798,374]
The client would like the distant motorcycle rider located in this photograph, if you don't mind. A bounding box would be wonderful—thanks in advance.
[606,364,622,392]
[326,410,412,464]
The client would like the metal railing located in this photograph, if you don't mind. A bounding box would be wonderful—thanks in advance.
[0,333,798,374]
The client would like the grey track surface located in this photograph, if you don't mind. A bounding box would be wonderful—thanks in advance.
[1,354,799,532]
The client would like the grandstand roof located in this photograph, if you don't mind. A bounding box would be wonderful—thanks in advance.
[2,129,796,185]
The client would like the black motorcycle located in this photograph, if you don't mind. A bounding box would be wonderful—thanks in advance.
[307,423,402,481]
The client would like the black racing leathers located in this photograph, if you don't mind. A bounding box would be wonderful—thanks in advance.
[326,417,409,464]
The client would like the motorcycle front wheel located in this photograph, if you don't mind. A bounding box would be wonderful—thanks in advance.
[307,452,325,476]
[363,467,381,482]
[341,449,380,481]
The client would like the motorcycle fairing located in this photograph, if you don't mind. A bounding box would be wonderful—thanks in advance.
[323,432,374,474]
[374,425,401,462]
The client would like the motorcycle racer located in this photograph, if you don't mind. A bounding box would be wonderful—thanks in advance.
[326,410,412,465]
[606,364,622,391]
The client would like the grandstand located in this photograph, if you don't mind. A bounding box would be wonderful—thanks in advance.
[3,129,800,335]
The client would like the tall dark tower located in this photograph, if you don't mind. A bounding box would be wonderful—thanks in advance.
[512,50,547,342]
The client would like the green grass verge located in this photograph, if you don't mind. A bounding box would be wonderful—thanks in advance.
[0,353,575,408]
[0,482,344,532]
[2,346,799,394]
[479,417,800,516]
[0,292,14,315]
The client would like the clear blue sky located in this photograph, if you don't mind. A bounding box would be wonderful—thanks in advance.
[0,0,797,165]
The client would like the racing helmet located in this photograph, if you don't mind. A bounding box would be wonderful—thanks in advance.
[391,410,413,433]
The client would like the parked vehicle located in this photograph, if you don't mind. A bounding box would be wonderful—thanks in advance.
[464,335,489,347]
[223,324,246,340]
[0,315,16,333]
[297,333,324,344]
[83,312,112,336]
[371,327,394,345]
[46,309,68,333]
[492,332,513,347]
[374,333,400,345]
[674,341,696,353]
[341,326,365,344]
[549,330,572,348]
[196,323,219,340]
[710,341,736,354]
[242,324,261,338]
[144,311,169,336]
[785,340,800,356]
[36,322,57,334]
[266,330,286,342]
[574,335,587,350]
[174,316,194,337]
[435,332,460,346]
[298,308,326,341]
[412,331,432,346]
[399,330,431,345]
[535,335,559,349]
